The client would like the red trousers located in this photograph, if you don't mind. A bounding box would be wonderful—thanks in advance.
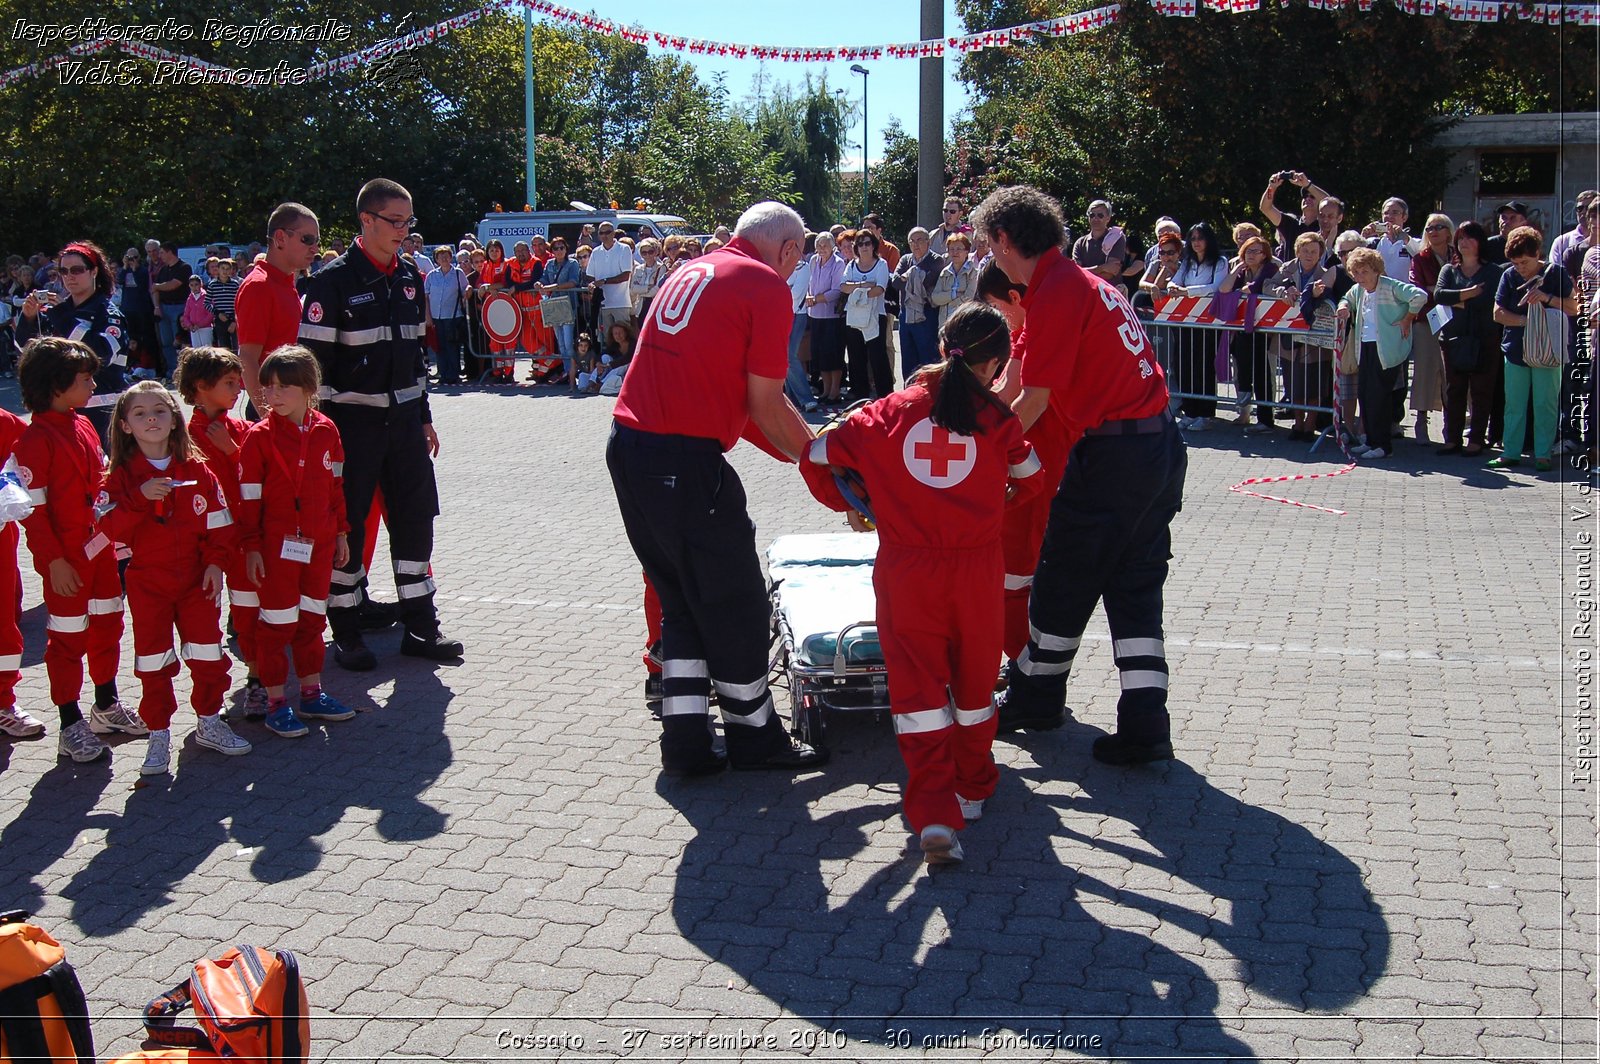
[0,524,21,708]
[40,547,123,705]
[129,574,230,730]
[877,546,1003,833]
[643,572,662,674]
[225,555,259,667]
[1001,428,1070,661]
[255,535,335,688]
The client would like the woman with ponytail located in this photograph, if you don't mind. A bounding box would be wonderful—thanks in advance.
[801,301,1045,866]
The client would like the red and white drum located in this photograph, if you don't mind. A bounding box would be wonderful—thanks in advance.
[482,291,522,347]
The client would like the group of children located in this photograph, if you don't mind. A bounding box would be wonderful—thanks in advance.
[0,337,358,774]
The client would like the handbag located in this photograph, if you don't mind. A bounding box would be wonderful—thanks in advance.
[1521,298,1567,369]
[540,295,573,327]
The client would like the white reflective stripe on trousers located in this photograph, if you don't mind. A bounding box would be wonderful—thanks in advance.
[892,705,955,735]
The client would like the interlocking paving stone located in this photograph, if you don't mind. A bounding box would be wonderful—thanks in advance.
[0,381,1591,1061]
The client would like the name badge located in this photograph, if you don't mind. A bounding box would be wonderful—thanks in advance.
[280,536,314,564]
[84,532,110,559]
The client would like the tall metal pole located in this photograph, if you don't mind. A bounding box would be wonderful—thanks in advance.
[851,65,869,220]
[916,0,943,231]
[524,8,537,209]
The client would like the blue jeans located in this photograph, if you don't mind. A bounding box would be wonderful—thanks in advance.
[898,315,939,382]
[157,304,184,373]
[555,322,576,380]
[785,313,812,408]
[435,317,465,383]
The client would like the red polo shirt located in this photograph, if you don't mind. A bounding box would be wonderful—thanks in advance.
[614,237,791,452]
[234,261,303,358]
[1016,247,1168,451]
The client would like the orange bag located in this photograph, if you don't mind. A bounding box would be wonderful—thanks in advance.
[143,946,308,1064]
[0,911,94,1064]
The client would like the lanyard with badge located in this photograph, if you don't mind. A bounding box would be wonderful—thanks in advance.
[266,418,315,564]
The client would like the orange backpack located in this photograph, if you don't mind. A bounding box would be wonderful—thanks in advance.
[0,911,94,1064]
[143,946,308,1064]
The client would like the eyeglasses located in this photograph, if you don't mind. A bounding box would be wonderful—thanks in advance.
[1088,213,1109,220]
[1424,224,1450,233]
[369,212,418,230]
[58,264,94,277]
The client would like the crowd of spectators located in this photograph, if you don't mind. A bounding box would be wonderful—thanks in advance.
[4,178,1594,469]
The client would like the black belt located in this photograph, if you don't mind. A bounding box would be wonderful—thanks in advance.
[612,422,722,454]
[1082,410,1174,437]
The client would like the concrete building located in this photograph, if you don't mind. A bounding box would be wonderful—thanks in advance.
[1437,111,1600,234]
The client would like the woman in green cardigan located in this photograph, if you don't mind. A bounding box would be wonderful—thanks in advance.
[1335,247,1428,460]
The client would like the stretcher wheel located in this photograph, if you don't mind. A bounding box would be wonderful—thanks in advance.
[789,686,826,752]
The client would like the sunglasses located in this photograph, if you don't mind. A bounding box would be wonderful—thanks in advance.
[369,212,418,230]
[943,208,959,214]
[1088,213,1109,220]
[58,263,94,277]
[1158,249,1179,257]
[1424,224,1450,233]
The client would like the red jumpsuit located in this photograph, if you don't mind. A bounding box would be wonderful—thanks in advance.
[13,410,124,706]
[237,411,349,689]
[190,408,256,667]
[480,257,515,366]
[0,410,27,710]
[505,256,546,374]
[104,455,236,729]
[999,335,1076,661]
[802,383,1043,832]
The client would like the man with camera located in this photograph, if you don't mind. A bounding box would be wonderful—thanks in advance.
[1260,171,1332,262]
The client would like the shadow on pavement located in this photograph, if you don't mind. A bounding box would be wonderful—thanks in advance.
[56,645,454,936]
[659,713,1283,1061]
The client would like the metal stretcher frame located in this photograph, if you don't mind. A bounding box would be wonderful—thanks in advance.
[766,535,891,752]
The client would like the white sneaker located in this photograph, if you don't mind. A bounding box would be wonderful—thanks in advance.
[920,825,964,866]
[0,705,44,738]
[88,699,148,736]
[58,720,108,763]
[194,714,252,756]
[956,795,985,822]
[1361,447,1389,460]
[141,729,171,775]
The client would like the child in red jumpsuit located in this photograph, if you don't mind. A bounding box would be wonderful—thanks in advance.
[237,346,355,738]
[176,346,264,717]
[802,303,1044,865]
[104,381,250,775]
[0,407,38,740]
[479,240,515,381]
[13,337,142,763]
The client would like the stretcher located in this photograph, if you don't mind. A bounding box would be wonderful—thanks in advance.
[767,532,889,751]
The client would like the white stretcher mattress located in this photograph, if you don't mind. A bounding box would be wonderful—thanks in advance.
[767,534,882,667]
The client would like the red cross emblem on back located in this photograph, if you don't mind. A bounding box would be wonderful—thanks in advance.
[902,417,976,488]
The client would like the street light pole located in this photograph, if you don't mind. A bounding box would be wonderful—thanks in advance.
[850,64,869,220]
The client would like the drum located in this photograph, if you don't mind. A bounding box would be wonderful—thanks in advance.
[482,291,522,347]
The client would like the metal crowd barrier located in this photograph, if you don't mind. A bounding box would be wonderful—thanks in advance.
[1137,310,1344,453]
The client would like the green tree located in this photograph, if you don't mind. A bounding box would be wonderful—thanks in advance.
[753,77,851,229]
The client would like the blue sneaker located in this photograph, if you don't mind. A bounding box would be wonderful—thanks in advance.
[298,691,355,722]
[263,704,309,738]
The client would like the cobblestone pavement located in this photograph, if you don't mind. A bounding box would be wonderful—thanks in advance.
[0,380,1594,1062]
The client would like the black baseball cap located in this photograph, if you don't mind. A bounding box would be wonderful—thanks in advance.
[1495,200,1531,216]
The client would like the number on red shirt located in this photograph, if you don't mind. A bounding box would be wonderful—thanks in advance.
[651,263,717,335]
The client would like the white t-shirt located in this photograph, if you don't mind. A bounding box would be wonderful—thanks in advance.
[1360,288,1378,343]
[587,241,635,310]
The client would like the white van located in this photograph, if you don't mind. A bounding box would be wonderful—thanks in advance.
[475,208,692,251]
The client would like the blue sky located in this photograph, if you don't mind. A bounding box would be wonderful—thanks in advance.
[564,0,975,166]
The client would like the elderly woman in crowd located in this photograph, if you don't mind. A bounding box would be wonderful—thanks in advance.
[1220,234,1280,432]
[1407,212,1455,443]
[1432,220,1504,457]
[804,231,847,408]
[1168,222,1227,430]
[1268,231,1341,440]
[1336,246,1428,460]
[1489,225,1579,471]
[929,232,978,327]
[842,229,893,401]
